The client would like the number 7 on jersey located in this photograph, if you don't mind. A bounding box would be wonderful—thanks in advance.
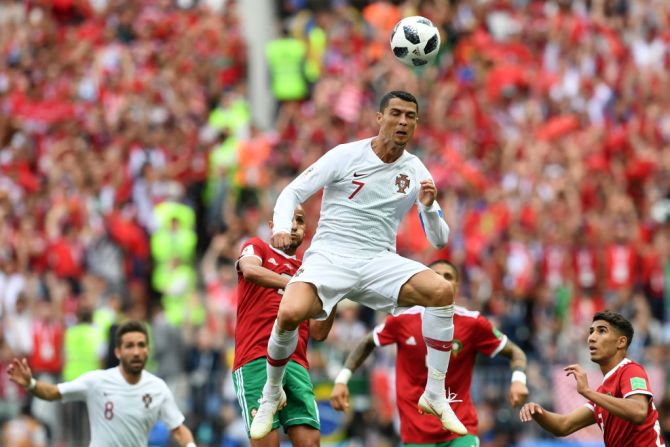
[349,180,365,199]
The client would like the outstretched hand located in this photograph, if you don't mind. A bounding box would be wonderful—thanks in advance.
[6,358,32,388]
[564,364,590,395]
[519,402,544,422]
[271,231,292,251]
[419,179,437,207]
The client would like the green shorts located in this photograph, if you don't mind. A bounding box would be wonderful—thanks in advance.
[405,434,480,447]
[232,357,320,435]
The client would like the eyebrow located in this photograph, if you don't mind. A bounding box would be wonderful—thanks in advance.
[389,107,417,114]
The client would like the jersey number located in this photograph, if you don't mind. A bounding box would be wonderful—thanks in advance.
[104,401,114,420]
[348,181,365,199]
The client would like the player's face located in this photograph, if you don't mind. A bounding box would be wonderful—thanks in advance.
[377,98,418,148]
[115,331,149,376]
[289,208,306,249]
[431,263,459,296]
[587,320,626,364]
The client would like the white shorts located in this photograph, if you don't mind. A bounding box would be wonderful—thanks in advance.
[288,249,429,319]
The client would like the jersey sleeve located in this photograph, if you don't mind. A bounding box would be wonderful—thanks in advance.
[158,382,186,430]
[273,147,346,234]
[57,371,97,402]
[474,316,508,358]
[235,237,267,271]
[619,363,654,399]
[372,314,401,347]
[414,164,450,248]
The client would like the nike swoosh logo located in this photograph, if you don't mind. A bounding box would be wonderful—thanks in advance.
[353,172,368,177]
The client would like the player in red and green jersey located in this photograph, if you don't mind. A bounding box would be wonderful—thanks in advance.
[520,310,665,447]
[330,259,529,446]
[232,205,335,447]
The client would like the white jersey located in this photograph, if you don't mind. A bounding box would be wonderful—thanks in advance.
[57,367,184,447]
[274,137,449,257]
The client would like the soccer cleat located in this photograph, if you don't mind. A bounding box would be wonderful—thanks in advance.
[418,392,467,435]
[249,389,287,439]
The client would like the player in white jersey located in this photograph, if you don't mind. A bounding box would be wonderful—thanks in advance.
[6,320,197,447]
[250,90,466,439]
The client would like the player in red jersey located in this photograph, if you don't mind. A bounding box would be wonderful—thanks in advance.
[520,310,665,447]
[330,259,529,446]
[232,205,335,447]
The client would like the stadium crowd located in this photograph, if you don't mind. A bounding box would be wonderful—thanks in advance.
[0,0,669,445]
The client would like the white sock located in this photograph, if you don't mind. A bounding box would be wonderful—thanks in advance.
[421,305,454,399]
[263,320,298,397]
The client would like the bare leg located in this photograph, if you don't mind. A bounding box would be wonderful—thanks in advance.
[250,429,279,447]
[250,282,323,439]
[287,425,320,447]
[398,270,465,434]
[264,282,323,395]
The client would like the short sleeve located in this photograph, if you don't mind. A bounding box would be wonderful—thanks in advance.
[57,371,97,402]
[235,238,266,271]
[474,316,508,358]
[373,315,401,347]
[619,363,654,399]
[159,383,186,430]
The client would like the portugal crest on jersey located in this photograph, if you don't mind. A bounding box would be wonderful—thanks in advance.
[142,393,152,409]
[395,174,410,193]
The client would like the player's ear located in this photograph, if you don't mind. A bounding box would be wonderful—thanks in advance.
[114,347,121,360]
[268,220,274,231]
[617,335,628,350]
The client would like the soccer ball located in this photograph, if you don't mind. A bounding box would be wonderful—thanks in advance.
[390,16,441,67]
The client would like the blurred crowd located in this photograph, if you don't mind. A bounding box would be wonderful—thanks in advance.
[1,0,670,446]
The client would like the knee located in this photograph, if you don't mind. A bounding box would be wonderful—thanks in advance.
[426,280,454,307]
[293,434,320,447]
[277,304,306,330]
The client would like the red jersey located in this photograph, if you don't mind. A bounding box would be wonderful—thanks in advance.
[373,306,507,444]
[586,358,664,447]
[604,244,637,291]
[233,237,309,371]
[30,320,64,374]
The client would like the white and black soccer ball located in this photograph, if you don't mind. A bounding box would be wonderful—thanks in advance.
[390,16,441,67]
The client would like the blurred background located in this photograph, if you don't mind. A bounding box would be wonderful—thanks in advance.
[0,0,669,446]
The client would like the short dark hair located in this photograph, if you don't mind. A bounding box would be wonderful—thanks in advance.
[379,90,419,114]
[428,259,460,283]
[115,320,149,347]
[593,310,634,347]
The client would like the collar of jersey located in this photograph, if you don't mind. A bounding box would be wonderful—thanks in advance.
[269,245,297,260]
[602,357,631,383]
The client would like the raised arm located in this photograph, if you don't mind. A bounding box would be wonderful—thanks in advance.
[330,332,377,411]
[498,339,529,406]
[520,402,595,436]
[565,364,650,425]
[273,150,342,238]
[6,358,62,401]
[584,392,650,425]
[237,256,291,290]
[416,179,449,248]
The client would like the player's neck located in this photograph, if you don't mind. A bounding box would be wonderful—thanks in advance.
[371,137,404,163]
[598,352,627,376]
[120,366,143,385]
[282,247,296,256]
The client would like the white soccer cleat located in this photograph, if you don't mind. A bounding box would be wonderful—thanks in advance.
[249,389,287,439]
[418,392,467,435]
